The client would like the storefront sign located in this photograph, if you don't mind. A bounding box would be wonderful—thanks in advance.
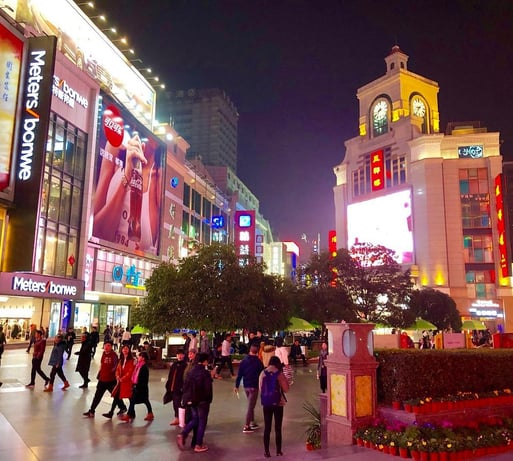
[234,210,255,262]
[112,264,145,290]
[370,149,384,191]
[52,75,88,109]
[0,272,84,300]
[458,145,483,158]
[5,36,57,272]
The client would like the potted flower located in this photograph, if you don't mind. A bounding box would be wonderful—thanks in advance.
[303,401,321,450]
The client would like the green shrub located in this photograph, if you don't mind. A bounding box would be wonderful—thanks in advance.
[375,348,513,404]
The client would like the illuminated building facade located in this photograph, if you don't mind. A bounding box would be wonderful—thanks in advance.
[0,1,234,337]
[333,46,509,330]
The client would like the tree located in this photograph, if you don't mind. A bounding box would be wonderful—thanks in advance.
[332,243,415,327]
[409,288,462,331]
[133,243,293,334]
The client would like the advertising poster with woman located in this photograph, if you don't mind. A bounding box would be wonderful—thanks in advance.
[92,94,164,257]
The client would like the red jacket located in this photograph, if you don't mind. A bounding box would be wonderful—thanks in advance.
[98,350,118,382]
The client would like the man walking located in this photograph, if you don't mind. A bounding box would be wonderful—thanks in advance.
[26,330,50,388]
[83,340,118,417]
[234,344,264,433]
[214,333,234,379]
[166,349,187,426]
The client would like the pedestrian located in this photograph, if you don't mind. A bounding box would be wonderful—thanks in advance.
[190,332,198,353]
[234,343,264,433]
[0,324,6,388]
[64,327,76,359]
[102,344,133,419]
[199,329,211,365]
[44,334,69,392]
[214,333,234,379]
[90,326,100,358]
[121,351,154,422]
[103,325,112,343]
[83,340,118,418]
[165,349,187,426]
[26,329,50,388]
[182,333,191,357]
[26,324,36,353]
[259,355,289,458]
[317,341,328,393]
[121,327,132,348]
[75,332,93,388]
[0,324,6,361]
[176,352,213,453]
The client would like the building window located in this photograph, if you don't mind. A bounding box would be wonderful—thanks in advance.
[460,168,490,228]
[352,148,406,197]
[35,114,86,277]
[463,234,494,263]
[466,270,496,298]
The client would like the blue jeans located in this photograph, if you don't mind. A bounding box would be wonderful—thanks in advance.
[182,402,210,447]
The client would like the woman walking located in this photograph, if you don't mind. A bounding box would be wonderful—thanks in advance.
[259,355,289,458]
[103,344,134,418]
[121,351,153,422]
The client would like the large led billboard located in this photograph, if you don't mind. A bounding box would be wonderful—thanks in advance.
[0,18,23,199]
[9,0,155,128]
[91,94,165,258]
[347,189,414,264]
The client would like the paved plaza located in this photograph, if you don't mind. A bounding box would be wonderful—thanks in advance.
[0,345,510,461]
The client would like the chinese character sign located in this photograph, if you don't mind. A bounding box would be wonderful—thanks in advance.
[495,174,510,277]
[234,210,255,261]
[371,149,384,191]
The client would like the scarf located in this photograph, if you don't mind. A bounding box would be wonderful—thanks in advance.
[132,360,144,384]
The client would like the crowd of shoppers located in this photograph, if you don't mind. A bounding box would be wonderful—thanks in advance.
[2,327,328,456]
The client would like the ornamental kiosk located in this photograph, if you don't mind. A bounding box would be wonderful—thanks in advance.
[324,322,378,446]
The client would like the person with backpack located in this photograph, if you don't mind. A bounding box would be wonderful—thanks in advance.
[259,355,289,458]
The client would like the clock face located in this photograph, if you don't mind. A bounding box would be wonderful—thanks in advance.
[412,98,426,117]
[373,100,388,122]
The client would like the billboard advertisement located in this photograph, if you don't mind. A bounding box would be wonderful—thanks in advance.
[91,94,165,258]
[9,0,155,128]
[347,189,414,264]
[0,18,23,198]
[5,35,56,272]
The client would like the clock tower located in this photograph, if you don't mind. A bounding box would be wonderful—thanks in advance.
[356,45,440,139]
[333,46,506,329]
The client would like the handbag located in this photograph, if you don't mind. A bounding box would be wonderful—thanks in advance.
[283,364,294,386]
[111,382,120,398]
[163,390,173,405]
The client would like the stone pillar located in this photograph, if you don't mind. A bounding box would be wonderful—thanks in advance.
[324,322,378,446]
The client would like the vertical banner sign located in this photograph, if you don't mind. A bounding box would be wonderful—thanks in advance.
[370,149,384,191]
[328,230,337,258]
[234,210,256,262]
[0,21,23,196]
[6,36,56,271]
[495,174,510,278]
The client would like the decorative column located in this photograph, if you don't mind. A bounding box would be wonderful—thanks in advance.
[324,322,378,446]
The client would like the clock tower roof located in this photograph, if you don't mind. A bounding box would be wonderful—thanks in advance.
[384,45,409,75]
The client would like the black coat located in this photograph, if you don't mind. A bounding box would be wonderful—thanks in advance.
[75,341,92,374]
[132,364,150,404]
[182,363,213,406]
[166,359,187,393]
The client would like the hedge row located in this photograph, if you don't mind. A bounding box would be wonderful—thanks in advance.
[375,348,513,404]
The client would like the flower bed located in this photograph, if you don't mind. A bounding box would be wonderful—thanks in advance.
[400,389,513,414]
[354,416,513,459]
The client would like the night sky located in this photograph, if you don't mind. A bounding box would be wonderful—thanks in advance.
[94,0,513,250]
